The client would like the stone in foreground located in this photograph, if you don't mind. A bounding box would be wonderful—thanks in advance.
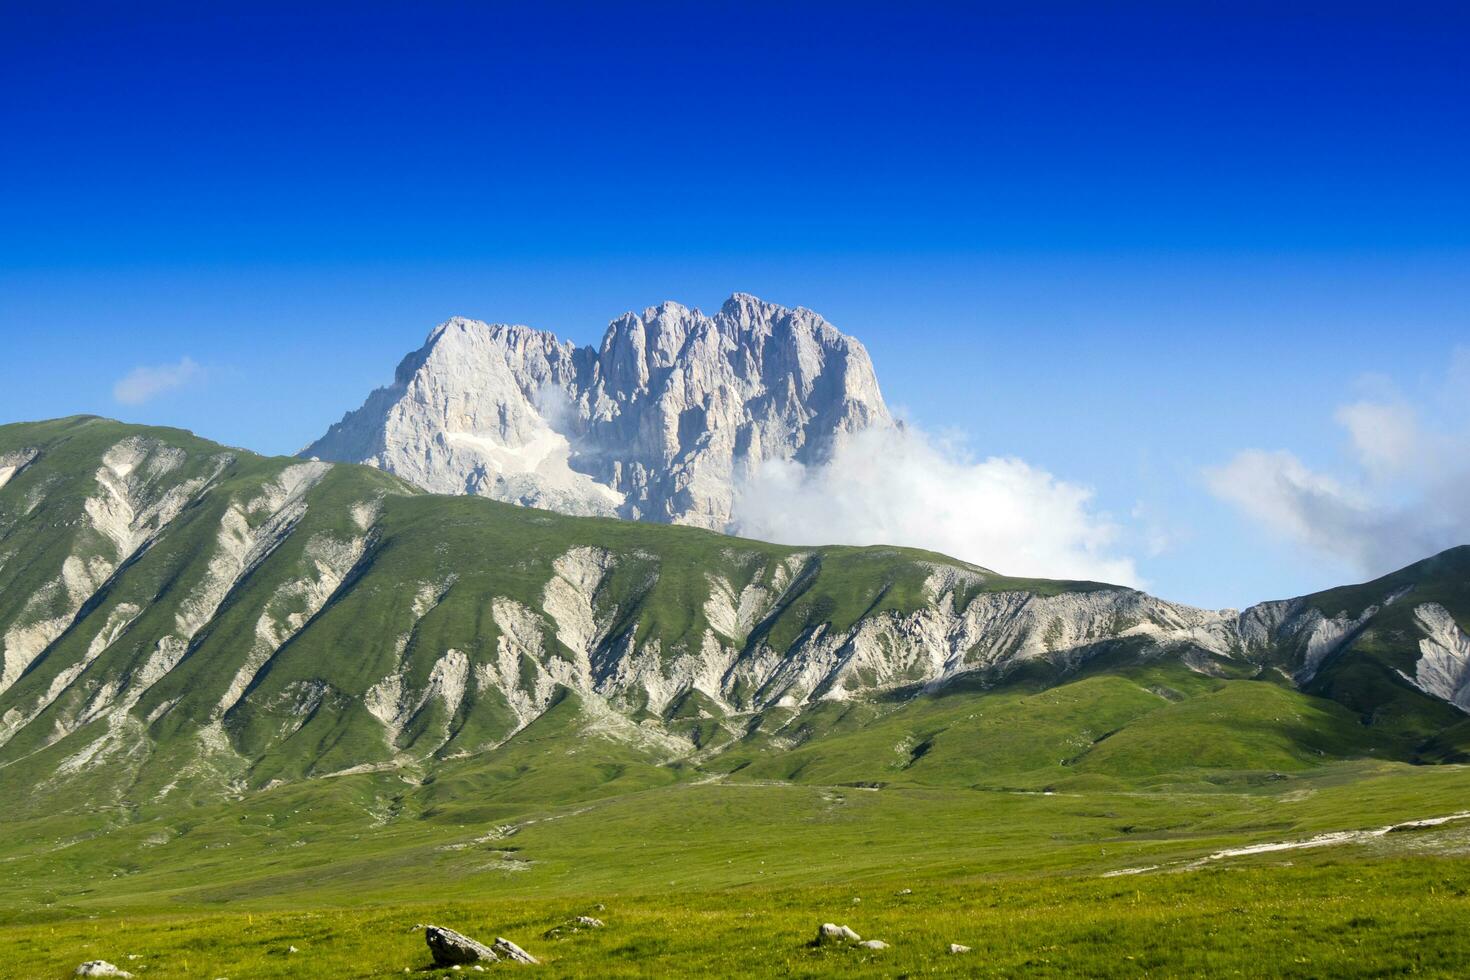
[425,926,499,965]
[949,943,972,954]
[490,937,539,964]
[74,963,133,978]
[816,923,862,945]
[858,939,890,949]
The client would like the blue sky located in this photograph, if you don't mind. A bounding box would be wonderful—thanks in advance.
[2,2,1467,607]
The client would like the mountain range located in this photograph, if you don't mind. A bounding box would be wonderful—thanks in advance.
[301,294,893,530]
[2,415,1467,822]
[6,337,1470,976]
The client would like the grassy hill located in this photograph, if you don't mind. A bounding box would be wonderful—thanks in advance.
[1,417,1468,977]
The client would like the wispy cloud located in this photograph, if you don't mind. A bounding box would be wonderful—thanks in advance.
[113,357,204,405]
[732,423,1140,586]
[1206,350,1470,575]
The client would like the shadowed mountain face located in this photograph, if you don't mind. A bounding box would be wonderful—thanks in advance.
[301,294,893,529]
[1,418,1468,819]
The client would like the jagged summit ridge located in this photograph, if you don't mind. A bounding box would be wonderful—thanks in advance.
[302,294,894,528]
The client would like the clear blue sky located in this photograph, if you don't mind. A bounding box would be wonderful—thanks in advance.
[2,2,1467,607]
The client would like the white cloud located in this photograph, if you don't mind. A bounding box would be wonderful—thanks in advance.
[113,357,203,405]
[731,425,1140,586]
[1207,361,1470,576]
[1334,400,1421,478]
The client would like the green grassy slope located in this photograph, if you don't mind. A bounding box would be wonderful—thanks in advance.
[2,759,1469,977]
[2,417,1469,976]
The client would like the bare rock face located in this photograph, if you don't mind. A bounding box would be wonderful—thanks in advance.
[1403,603,1470,710]
[0,448,38,490]
[303,294,894,529]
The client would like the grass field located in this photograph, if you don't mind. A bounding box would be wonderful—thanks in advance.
[3,762,1469,977]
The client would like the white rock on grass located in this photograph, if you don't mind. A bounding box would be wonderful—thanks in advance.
[424,926,538,966]
[858,940,889,950]
[74,963,133,978]
[490,937,538,964]
[949,943,972,954]
[425,925,499,965]
[816,923,861,945]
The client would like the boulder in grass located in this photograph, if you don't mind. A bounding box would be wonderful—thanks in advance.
[74,963,133,978]
[573,916,604,928]
[425,926,500,965]
[490,937,539,964]
[858,940,889,950]
[816,923,862,946]
[949,943,972,954]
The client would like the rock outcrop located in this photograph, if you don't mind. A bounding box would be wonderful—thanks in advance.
[303,294,894,529]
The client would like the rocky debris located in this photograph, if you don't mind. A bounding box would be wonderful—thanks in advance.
[815,923,862,946]
[896,888,912,895]
[1402,603,1470,710]
[949,943,972,954]
[74,963,133,978]
[425,926,499,965]
[857,940,889,950]
[543,914,604,940]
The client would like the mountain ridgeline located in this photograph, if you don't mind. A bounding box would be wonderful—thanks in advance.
[301,294,893,529]
[1,417,1468,818]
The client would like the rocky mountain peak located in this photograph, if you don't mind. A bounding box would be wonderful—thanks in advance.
[303,294,894,529]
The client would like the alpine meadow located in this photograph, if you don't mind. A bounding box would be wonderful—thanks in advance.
[1,410,1468,977]
[4,4,1470,978]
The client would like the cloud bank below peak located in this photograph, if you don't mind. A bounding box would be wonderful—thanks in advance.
[732,424,1141,588]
